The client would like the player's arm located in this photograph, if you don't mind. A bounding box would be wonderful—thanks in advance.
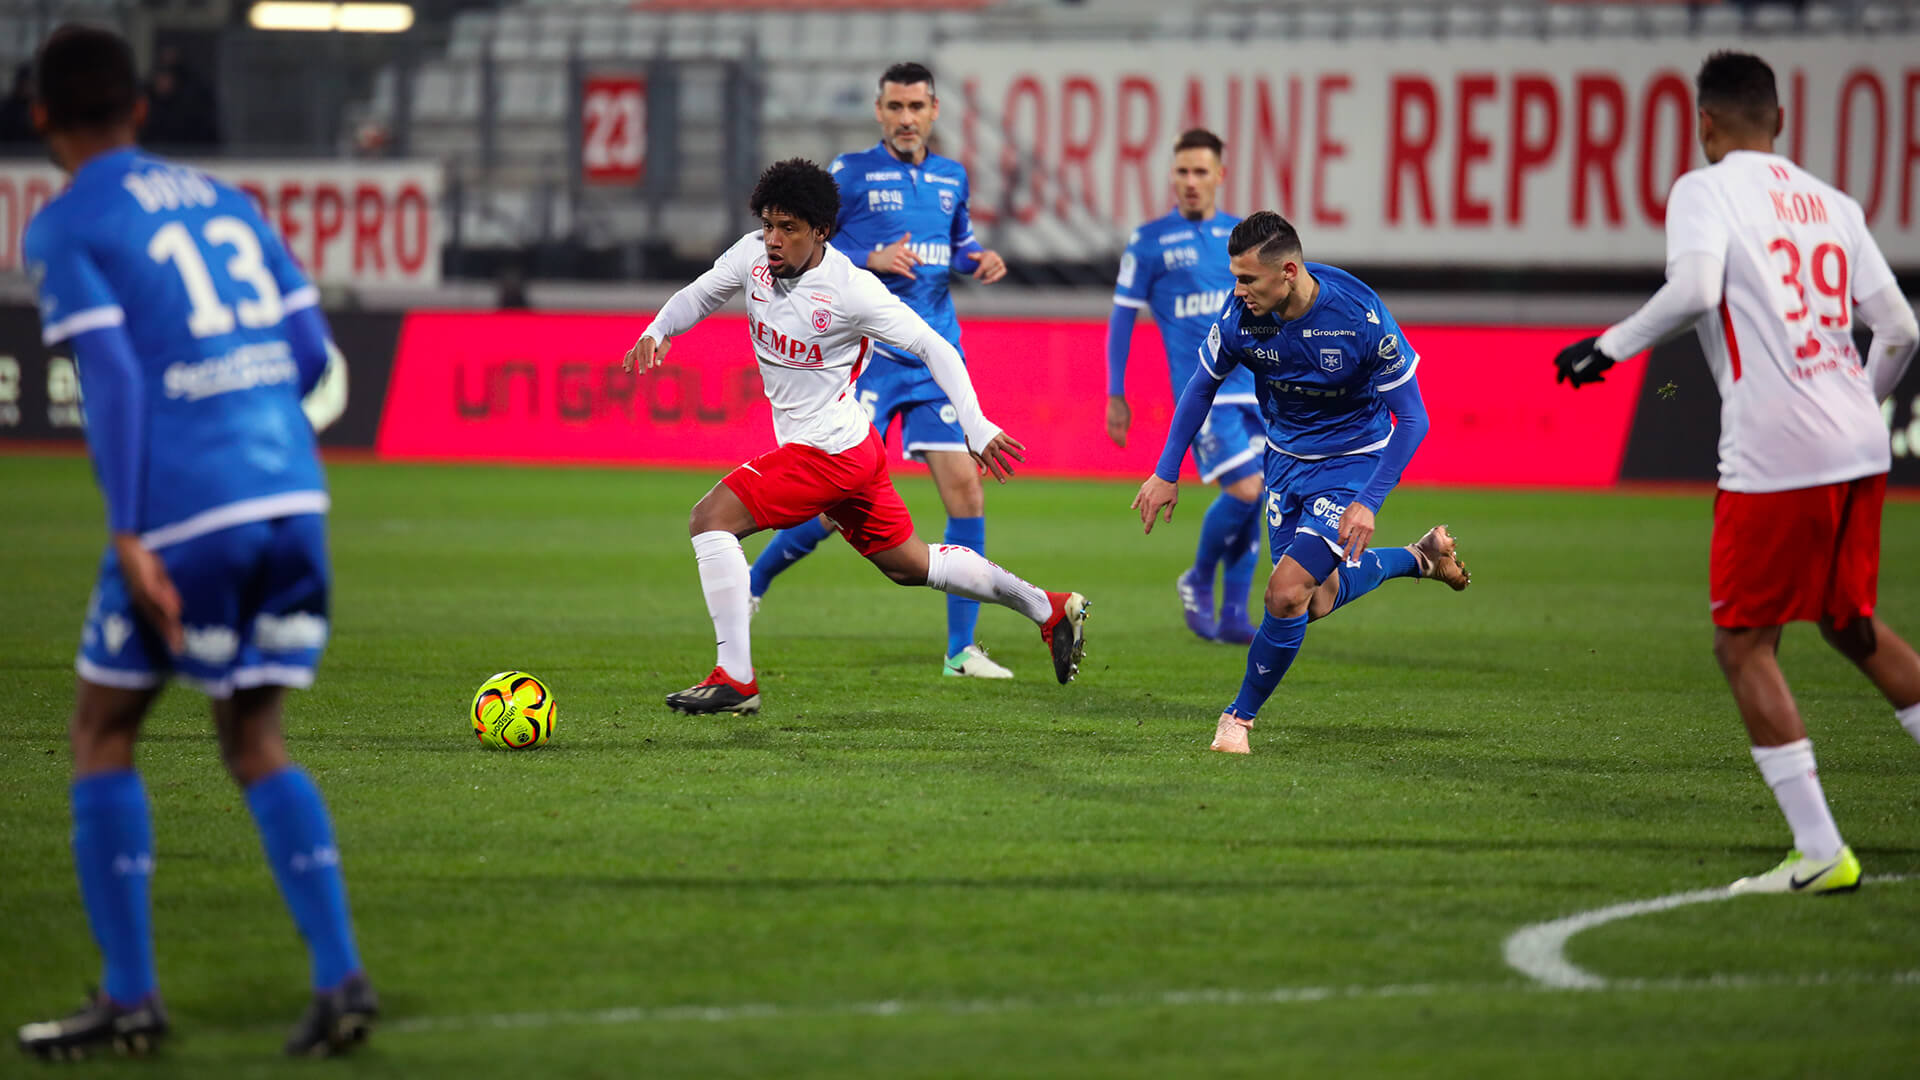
[949,177,1004,284]
[851,273,1021,480]
[1848,227,1920,401]
[1105,231,1155,447]
[1133,327,1233,534]
[29,220,184,651]
[1556,175,1726,388]
[250,203,334,396]
[1342,367,1430,563]
[625,234,751,371]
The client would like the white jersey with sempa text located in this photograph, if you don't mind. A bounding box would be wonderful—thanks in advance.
[640,232,1001,456]
[1651,151,1898,493]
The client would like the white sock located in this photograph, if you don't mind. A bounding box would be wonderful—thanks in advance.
[1898,700,1920,745]
[692,530,753,684]
[1750,739,1844,861]
[924,543,1051,624]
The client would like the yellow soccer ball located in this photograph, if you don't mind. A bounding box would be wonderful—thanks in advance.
[471,671,556,750]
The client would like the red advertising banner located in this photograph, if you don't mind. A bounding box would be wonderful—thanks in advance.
[938,38,1920,267]
[0,160,444,286]
[582,75,647,186]
[373,311,1645,488]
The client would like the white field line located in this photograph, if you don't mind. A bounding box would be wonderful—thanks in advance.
[1503,873,1915,989]
[385,970,1919,1036]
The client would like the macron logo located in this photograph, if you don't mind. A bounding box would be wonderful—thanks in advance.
[1365,309,1380,325]
[1256,663,1271,675]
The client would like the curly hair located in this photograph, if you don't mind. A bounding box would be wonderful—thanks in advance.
[749,159,840,240]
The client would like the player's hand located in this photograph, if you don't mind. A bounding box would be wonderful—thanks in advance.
[971,250,1008,284]
[113,533,183,654]
[973,431,1027,484]
[1337,502,1376,565]
[623,335,671,373]
[869,233,920,280]
[1553,336,1616,389]
[1105,395,1130,448]
[1132,475,1179,534]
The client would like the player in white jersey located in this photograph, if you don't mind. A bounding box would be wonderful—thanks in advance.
[1553,52,1920,895]
[622,160,1089,713]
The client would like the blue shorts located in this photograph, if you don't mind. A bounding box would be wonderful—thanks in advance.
[857,347,967,462]
[77,514,331,699]
[1264,450,1381,579]
[1193,403,1265,485]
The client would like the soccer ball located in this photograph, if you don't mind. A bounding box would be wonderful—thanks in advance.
[471,671,557,750]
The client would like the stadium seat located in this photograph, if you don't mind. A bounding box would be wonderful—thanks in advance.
[1693,4,1745,35]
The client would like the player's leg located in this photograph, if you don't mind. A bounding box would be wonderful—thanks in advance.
[837,447,1088,685]
[1814,474,1920,744]
[19,552,176,1061]
[1211,548,1323,755]
[1824,616,1920,742]
[671,477,766,714]
[1184,406,1265,643]
[923,445,1011,677]
[1305,525,1470,621]
[206,512,376,1055]
[1713,485,1858,894]
[747,515,835,610]
[1208,472,1266,644]
[900,375,1002,676]
[215,686,375,1056]
[18,677,172,1061]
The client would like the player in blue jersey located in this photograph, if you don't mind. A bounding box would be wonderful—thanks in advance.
[14,27,375,1060]
[1132,212,1471,755]
[1106,129,1264,644]
[747,61,1017,679]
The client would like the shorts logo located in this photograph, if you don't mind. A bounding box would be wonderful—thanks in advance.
[1310,496,1346,526]
[812,308,832,333]
[939,190,956,213]
[1378,334,1399,361]
[184,625,239,665]
[102,613,131,655]
[939,403,957,424]
[254,612,329,651]
[1319,348,1344,372]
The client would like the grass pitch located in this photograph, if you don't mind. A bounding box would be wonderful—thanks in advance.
[3,456,1917,1077]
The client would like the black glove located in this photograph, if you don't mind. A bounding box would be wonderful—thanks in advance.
[1553,336,1616,389]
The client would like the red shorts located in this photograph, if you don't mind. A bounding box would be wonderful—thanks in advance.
[1709,473,1884,629]
[721,428,915,557]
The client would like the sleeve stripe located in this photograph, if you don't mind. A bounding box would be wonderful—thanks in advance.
[1374,355,1419,393]
[1198,349,1222,380]
[282,285,320,313]
[1112,296,1147,309]
[42,305,126,345]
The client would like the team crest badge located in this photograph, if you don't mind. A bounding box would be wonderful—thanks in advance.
[812,308,832,333]
[1319,348,1344,372]
[939,189,955,214]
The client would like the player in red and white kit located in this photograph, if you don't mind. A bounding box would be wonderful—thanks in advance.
[1553,52,1920,895]
[623,159,1089,714]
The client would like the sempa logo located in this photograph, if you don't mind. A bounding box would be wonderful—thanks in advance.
[939,189,955,214]
[1319,348,1344,372]
[812,308,832,333]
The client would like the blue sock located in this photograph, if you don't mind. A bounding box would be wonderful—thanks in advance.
[944,516,986,657]
[1325,547,1422,617]
[71,770,158,1007]
[1192,491,1258,588]
[246,767,362,991]
[1227,612,1308,720]
[1219,503,1263,626]
[748,517,833,598]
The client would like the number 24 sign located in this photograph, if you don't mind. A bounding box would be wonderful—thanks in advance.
[582,75,645,185]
